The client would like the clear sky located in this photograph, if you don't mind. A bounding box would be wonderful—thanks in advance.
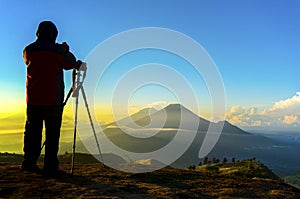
[0,0,299,135]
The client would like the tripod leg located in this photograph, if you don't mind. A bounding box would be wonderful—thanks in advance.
[80,87,104,163]
[71,94,79,175]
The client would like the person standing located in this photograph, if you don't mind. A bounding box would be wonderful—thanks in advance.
[21,21,82,175]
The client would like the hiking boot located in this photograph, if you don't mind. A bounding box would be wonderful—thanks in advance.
[21,164,42,174]
[42,167,67,176]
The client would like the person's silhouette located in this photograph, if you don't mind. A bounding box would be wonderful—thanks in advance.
[21,21,82,175]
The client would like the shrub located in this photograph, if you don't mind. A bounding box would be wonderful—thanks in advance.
[206,165,219,173]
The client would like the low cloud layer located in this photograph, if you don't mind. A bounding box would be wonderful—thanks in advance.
[226,92,300,130]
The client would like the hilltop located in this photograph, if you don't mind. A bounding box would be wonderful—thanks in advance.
[0,154,299,198]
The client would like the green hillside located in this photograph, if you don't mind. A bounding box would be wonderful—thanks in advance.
[189,158,280,180]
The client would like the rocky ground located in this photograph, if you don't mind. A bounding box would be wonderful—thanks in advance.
[0,161,299,199]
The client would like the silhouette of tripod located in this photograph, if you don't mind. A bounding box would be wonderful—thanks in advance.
[40,64,103,175]
[70,64,103,175]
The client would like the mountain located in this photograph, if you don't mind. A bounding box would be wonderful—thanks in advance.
[101,104,213,155]
[107,104,212,131]
[107,104,249,135]
[100,104,253,163]
[83,104,300,177]
[214,120,250,135]
[106,107,158,128]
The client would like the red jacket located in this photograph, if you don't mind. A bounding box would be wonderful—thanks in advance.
[23,39,77,105]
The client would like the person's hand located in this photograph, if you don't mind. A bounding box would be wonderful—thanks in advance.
[75,60,87,71]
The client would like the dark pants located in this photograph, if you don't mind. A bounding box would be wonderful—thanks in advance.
[22,104,63,171]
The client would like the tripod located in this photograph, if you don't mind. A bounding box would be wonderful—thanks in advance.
[41,64,103,175]
[70,64,103,175]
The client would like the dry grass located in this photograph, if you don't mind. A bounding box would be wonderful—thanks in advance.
[0,162,299,198]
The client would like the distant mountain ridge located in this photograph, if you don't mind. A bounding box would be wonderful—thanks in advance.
[106,103,245,135]
[215,120,250,135]
[78,103,300,177]
[96,103,254,166]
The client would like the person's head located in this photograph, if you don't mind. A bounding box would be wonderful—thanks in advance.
[36,21,58,42]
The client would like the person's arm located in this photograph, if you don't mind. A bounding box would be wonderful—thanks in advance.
[56,42,81,70]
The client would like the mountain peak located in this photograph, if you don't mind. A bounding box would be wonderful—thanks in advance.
[164,103,182,110]
[163,103,197,115]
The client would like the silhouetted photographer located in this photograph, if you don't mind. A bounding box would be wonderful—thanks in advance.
[22,21,82,176]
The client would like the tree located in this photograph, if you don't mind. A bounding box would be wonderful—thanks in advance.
[203,156,209,165]
[222,157,227,164]
[231,157,235,163]
[212,157,216,164]
[212,157,220,164]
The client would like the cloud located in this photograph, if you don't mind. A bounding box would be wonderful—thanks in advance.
[282,115,299,125]
[261,92,300,116]
[129,101,170,113]
[226,92,300,129]
[226,105,269,127]
[126,101,170,117]
[146,101,170,110]
[226,106,245,118]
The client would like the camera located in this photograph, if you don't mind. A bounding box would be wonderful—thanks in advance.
[59,42,69,51]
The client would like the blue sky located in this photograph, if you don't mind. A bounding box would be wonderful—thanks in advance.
[0,0,299,131]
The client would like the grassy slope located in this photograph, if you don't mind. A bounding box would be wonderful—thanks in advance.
[191,159,279,179]
[0,153,299,198]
